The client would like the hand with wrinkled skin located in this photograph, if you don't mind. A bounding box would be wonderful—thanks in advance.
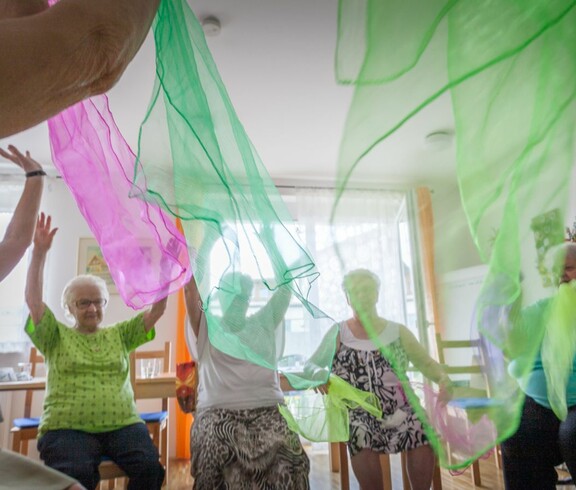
[0,145,43,173]
[0,0,160,138]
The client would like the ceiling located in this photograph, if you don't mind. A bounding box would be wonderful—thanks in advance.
[0,0,456,188]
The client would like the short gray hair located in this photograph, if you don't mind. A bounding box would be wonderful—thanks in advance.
[61,274,109,323]
[342,269,380,293]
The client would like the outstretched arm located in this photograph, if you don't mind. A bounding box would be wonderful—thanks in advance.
[0,0,160,137]
[142,297,167,333]
[25,213,57,324]
[141,236,180,333]
[184,275,204,338]
[400,326,451,387]
[0,146,45,281]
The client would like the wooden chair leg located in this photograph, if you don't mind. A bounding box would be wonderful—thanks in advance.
[471,460,482,486]
[11,431,21,453]
[380,453,393,490]
[432,461,443,490]
[400,452,410,490]
[495,445,503,469]
[329,442,340,472]
[338,442,349,490]
[161,423,168,488]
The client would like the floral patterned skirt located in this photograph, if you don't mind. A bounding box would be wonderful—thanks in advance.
[331,341,429,456]
[191,405,310,489]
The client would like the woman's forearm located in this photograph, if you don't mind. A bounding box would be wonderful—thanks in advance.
[0,0,160,137]
[25,248,47,324]
[400,326,448,383]
[143,296,168,333]
[184,276,203,337]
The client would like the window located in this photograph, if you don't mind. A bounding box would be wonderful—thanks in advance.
[205,186,426,362]
[0,183,29,353]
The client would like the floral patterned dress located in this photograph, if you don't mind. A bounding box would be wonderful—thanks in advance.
[331,321,428,456]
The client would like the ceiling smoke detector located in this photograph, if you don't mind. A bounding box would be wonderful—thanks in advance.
[424,130,454,150]
[202,16,221,37]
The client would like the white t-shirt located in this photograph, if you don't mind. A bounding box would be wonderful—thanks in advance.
[190,315,285,410]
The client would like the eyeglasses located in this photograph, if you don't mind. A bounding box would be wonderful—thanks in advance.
[75,298,107,310]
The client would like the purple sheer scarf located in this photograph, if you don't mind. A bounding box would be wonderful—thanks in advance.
[48,95,190,308]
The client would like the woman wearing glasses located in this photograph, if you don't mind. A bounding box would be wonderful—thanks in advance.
[24,213,167,490]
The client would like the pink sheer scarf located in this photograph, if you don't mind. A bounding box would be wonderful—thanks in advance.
[48,95,190,308]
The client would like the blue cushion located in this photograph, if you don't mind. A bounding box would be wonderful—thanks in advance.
[140,411,168,423]
[448,398,504,409]
[12,417,40,429]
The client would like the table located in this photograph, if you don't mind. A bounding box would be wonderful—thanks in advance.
[133,373,177,400]
[0,374,177,400]
[0,378,45,392]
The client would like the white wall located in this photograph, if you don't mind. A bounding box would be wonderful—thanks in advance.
[0,179,181,458]
[431,184,482,275]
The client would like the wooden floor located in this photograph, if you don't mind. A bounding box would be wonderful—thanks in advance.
[112,443,576,489]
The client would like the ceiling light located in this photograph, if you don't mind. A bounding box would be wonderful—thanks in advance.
[202,16,221,37]
[424,130,454,150]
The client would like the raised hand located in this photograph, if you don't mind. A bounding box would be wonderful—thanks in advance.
[0,145,43,174]
[33,213,58,254]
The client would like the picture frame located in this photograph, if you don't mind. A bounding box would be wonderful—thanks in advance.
[77,237,118,294]
[530,208,565,288]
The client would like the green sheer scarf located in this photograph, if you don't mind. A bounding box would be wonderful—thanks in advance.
[334,0,576,467]
[132,0,380,440]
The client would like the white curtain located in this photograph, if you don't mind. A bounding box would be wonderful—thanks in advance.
[277,187,407,358]
[0,183,29,353]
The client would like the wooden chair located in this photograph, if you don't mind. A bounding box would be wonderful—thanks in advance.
[130,341,171,480]
[97,460,127,490]
[11,347,137,490]
[10,347,43,455]
[335,442,443,490]
[435,332,499,486]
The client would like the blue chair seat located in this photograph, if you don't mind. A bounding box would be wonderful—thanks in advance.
[139,411,168,423]
[12,417,40,429]
[448,397,504,410]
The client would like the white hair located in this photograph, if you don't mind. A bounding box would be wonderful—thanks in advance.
[61,274,109,323]
[342,268,381,293]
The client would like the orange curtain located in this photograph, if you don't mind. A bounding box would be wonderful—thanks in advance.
[174,218,193,459]
[416,187,443,342]
[175,289,193,459]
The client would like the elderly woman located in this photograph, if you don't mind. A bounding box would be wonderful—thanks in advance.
[184,273,310,490]
[25,213,167,490]
[502,243,576,489]
[331,269,451,490]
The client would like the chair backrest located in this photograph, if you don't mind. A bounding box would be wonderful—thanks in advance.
[130,341,171,408]
[435,333,489,397]
[435,333,482,375]
[23,347,44,418]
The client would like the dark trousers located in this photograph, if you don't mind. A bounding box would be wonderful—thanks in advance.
[38,423,165,490]
[501,395,576,490]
